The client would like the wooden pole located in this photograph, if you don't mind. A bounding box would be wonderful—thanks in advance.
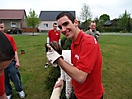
[50,78,63,99]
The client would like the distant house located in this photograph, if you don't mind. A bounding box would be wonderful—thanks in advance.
[103,19,118,27]
[0,9,27,33]
[38,11,76,32]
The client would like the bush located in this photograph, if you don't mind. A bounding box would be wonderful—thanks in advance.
[44,66,60,92]
[61,37,72,50]
[44,37,72,98]
[102,27,122,32]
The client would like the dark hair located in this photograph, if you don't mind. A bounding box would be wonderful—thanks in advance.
[0,19,4,24]
[56,11,75,23]
[91,21,95,23]
[45,41,62,55]
[53,23,57,26]
[0,31,15,62]
[90,21,96,24]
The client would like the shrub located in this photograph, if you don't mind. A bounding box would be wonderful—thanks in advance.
[44,37,72,98]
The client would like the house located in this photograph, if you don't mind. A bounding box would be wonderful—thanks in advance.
[0,9,27,33]
[103,19,118,27]
[102,19,122,32]
[38,11,76,32]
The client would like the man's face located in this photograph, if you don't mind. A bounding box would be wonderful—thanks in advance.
[0,23,5,32]
[89,22,96,30]
[0,60,11,75]
[53,24,58,30]
[57,16,77,40]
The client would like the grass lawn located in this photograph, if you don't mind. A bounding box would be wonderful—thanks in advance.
[10,34,132,99]
[99,35,132,99]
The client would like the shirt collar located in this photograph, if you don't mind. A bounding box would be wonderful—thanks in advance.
[73,30,84,45]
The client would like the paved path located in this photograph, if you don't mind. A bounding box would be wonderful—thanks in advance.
[12,32,47,36]
[101,33,132,36]
[12,32,132,36]
[21,32,47,35]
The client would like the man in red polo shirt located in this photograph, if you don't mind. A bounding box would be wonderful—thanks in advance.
[0,31,15,99]
[46,12,104,99]
[45,23,61,68]
[47,23,61,43]
[0,72,6,99]
[0,20,25,99]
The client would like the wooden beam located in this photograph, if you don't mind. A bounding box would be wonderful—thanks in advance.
[50,78,63,99]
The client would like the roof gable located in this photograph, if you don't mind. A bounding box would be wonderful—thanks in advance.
[103,19,118,26]
[0,9,26,19]
[39,11,76,21]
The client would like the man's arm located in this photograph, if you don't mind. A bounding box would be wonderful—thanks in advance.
[59,39,61,45]
[58,58,88,84]
[47,37,50,43]
[14,51,20,68]
[46,44,88,84]
[47,30,50,43]
[95,31,100,41]
[0,94,7,99]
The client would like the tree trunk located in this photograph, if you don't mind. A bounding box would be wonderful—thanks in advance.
[32,27,34,35]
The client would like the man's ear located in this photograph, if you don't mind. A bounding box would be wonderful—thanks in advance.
[74,19,78,27]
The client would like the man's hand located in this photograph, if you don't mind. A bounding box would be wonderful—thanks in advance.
[46,44,62,64]
[54,80,64,88]
[15,61,20,68]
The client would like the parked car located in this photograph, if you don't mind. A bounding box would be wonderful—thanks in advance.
[6,28,22,34]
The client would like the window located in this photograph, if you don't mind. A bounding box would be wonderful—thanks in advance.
[23,15,25,19]
[23,15,26,21]
[11,22,17,28]
[43,23,48,28]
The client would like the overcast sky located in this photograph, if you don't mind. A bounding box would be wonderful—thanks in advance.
[1,0,132,20]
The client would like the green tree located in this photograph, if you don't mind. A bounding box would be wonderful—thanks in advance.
[126,17,131,32]
[99,14,110,24]
[26,9,40,35]
[94,17,99,24]
[94,17,102,32]
[79,3,92,22]
[118,10,131,32]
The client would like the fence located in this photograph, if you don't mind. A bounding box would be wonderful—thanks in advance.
[22,28,38,32]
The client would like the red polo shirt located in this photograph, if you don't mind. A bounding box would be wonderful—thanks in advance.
[0,72,5,96]
[71,30,104,99]
[48,29,60,42]
[5,34,17,51]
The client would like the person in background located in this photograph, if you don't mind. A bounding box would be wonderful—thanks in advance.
[0,31,15,99]
[86,21,100,41]
[46,11,104,99]
[45,41,72,99]
[0,20,25,99]
[45,23,61,68]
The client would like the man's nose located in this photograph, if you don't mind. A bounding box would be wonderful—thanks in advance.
[61,26,66,32]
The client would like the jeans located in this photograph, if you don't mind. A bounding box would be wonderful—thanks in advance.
[4,60,23,95]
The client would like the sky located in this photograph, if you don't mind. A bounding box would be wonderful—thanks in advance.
[1,0,132,20]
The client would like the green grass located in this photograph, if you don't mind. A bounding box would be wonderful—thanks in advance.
[10,34,132,99]
[99,35,132,99]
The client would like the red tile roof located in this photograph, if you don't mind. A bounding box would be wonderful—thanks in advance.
[0,9,26,19]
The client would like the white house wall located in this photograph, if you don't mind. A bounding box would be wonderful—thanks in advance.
[38,21,57,32]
